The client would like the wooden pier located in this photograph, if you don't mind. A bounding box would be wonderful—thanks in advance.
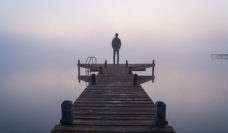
[51,60,175,133]
[211,54,228,59]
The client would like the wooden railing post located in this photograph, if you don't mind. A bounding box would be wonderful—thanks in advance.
[126,60,128,68]
[60,100,73,125]
[78,60,80,83]
[99,66,103,74]
[152,60,155,83]
[104,60,107,68]
[91,74,96,85]
[128,67,132,74]
[156,101,168,127]
[133,74,138,85]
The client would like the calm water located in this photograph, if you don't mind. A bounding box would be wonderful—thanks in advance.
[0,36,228,133]
[1,58,228,133]
[1,1,228,132]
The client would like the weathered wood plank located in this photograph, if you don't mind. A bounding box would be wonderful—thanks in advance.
[73,114,155,120]
[52,125,175,133]
[79,94,149,98]
[73,110,155,115]
[75,101,153,104]
[73,106,155,110]
[73,107,155,112]
[77,97,151,101]
[74,103,155,107]
[51,63,175,133]
[73,119,156,126]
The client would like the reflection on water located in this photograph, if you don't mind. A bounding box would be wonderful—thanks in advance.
[0,68,85,133]
[142,58,228,133]
[1,57,228,133]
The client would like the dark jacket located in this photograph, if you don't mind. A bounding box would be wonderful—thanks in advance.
[112,37,121,50]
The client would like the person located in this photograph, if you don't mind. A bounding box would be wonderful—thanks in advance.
[112,33,121,64]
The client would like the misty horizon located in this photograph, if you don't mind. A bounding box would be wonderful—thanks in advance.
[1,0,228,133]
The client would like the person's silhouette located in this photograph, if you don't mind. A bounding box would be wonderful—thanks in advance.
[112,33,121,64]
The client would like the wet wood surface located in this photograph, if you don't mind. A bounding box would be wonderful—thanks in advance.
[51,64,175,133]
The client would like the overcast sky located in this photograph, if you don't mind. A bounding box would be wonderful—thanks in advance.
[1,0,228,66]
[0,1,228,133]
[1,0,227,40]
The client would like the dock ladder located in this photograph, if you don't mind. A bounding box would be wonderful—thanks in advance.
[84,56,97,86]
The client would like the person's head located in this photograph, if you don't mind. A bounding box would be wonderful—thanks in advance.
[115,33,118,37]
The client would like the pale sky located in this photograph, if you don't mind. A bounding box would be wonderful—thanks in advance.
[1,0,227,41]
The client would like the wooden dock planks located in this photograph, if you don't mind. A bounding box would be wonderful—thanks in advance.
[51,64,175,133]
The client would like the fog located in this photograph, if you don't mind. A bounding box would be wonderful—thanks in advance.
[1,32,228,132]
[1,0,228,132]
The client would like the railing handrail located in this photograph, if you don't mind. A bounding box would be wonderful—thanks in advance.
[84,56,97,86]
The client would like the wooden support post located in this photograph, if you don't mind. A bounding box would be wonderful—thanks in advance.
[133,74,138,85]
[156,101,168,127]
[128,67,132,74]
[126,60,128,68]
[91,74,96,85]
[152,60,155,83]
[78,60,80,83]
[99,66,103,74]
[60,100,73,125]
[104,60,107,68]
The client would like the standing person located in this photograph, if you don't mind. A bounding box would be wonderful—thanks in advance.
[112,33,121,64]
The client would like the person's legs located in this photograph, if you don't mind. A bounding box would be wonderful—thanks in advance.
[113,49,116,64]
[117,49,119,64]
